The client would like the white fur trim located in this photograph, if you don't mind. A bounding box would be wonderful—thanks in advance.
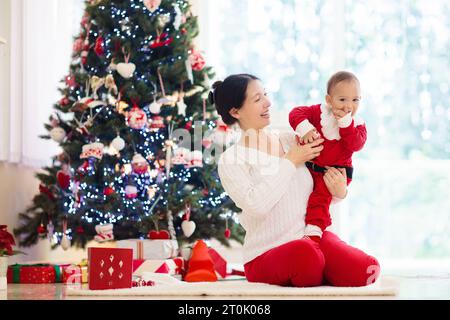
[338,112,353,128]
[295,120,316,138]
[304,224,323,237]
[320,103,341,141]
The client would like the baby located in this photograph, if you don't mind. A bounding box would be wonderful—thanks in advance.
[289,71,367,243]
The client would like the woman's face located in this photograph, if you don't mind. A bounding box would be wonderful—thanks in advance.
[230,80,272,131]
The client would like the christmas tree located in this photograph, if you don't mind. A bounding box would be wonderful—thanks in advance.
[14,0,244,250]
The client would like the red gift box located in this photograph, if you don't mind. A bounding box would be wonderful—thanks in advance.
[7,264,62,284]
[61,264,88,284]
[208,248,227,279]
[88,247,133,290]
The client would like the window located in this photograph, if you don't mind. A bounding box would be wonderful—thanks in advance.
[199,0,450,267]
[1,0,84,166]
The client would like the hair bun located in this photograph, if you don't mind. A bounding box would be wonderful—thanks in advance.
[212,81,223,90]
[208,91,215,105]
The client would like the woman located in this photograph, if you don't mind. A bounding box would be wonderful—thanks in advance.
[212,74,380,287]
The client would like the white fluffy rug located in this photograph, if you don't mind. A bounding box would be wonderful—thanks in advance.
[67,276,398,297]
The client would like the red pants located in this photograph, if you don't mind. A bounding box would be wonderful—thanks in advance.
[244,231,380,287]
[306,171,352,232]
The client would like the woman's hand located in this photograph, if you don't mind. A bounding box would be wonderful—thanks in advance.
[285,138,324,167]
[324,167,348,199]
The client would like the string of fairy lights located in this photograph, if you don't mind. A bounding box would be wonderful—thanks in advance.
[51,0,233,244]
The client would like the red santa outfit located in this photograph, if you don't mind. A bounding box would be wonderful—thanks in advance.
[289,103,367,237]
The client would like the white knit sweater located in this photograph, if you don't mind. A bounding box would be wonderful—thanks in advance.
[218,130,318,264]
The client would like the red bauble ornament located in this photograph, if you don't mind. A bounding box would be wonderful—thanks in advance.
[131,154,149,175]
[60,97,70,106]
[37,224,47,234]
[94,36,105,56]
[39,184,56,201]
[148,230,170,240]
[76,226,85,234]
[189,49,206,71]
[126,106,148,130]
[202,188,209,196]
[185,121,193,131]
[103,187,115,196]
[65,74,77,88]
[224,229,231,239]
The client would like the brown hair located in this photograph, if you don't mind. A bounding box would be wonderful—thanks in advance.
[327,71,360,95]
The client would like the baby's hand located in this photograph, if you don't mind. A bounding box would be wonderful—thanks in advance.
[332,109,351,120]
[301,129,321,144]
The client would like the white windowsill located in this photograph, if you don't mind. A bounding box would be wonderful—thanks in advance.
[0,37,6,44]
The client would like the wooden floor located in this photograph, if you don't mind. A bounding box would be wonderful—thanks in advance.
[2,275,450,300]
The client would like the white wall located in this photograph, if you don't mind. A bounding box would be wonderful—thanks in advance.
[0,0,11,160]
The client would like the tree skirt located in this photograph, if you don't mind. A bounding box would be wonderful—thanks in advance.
[67,276,398,297]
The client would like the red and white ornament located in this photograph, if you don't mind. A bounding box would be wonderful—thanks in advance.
[59,97,70,107]
[80,142,104,160]
[125,185,138,199]
[212,118,234,146]
[126,106,148,130]
[187,150,203,168]
[149,115,165,131]
[189,49,206,71]
[94,224,114,242]
[171,147,190,165]
[65,74,77,88]
[143,0,161,12]
[131,153,149,175]
[71,96,106,112]
[73,37,84,53]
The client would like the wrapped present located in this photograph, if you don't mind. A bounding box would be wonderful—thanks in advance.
[132,258,185,277]
[208,248,227,279]
[61,264,88,284]
[88,247,133,290]
[116,239,179,260]
[7,264,63,284]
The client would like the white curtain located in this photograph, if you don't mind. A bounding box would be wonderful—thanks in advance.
[0,0,84,167]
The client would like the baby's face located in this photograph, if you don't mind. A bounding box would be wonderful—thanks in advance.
[326,80,361,117]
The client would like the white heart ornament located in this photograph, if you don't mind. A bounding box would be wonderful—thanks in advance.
[181,220,196,238]
[117,62,136,79]
[149,101,162,114]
